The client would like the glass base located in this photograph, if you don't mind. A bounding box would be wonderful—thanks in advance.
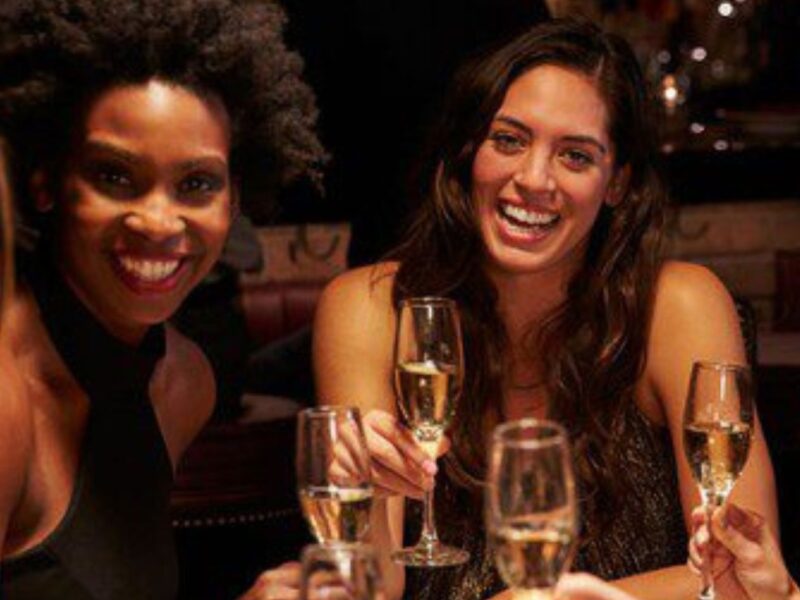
[391,542,470,567]
[699,587,715,600]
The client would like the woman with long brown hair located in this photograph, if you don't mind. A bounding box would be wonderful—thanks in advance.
[313,18,777,600]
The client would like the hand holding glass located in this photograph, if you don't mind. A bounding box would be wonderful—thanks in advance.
[297,406,374,543]
[392,297,468,567]
[682,361,755,600]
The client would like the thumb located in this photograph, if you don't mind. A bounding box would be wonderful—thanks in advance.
[710,505,762,562]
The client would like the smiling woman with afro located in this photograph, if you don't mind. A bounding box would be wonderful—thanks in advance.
[0,1,324,599]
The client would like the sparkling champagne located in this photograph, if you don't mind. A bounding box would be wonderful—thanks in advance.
[684,421,752,505]
[395,360,459,449]
[299,486,373,542]
[490,519,575,592]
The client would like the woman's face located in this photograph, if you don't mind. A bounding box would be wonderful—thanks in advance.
[53,80,233,342]
[472,64,621,280]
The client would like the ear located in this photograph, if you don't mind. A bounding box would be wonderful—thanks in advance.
[605,165,630,208]
[30,170,55,212]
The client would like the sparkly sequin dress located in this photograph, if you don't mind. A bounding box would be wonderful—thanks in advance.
[403,407,688,600]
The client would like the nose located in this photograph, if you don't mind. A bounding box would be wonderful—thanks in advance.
[512,149,556,196]
[123,190,186,242]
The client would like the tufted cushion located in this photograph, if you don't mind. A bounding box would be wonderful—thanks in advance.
[239,281,324,346]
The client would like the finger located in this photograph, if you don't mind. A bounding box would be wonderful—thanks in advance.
[366,429,435,495]
[365,411,437,475]
[710,513,764,567]
[363,413,436,493]
[264,586,300,600]
[330,440,361,486]
[688,537,704,574]
[694,523,710,552]
[337,419,372,479]
[555,573,639,600]
[717,503,764,542]
[687,557,702,577]
[371,462,428,499]
[261,562,301,587]
[690,506,708,532]
[308,584,352,600]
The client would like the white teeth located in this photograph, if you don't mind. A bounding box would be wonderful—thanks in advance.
[118,256,180,282]
[500,203,559,226]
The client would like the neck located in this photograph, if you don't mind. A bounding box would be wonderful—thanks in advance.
[489,267,570,346]
[58,267,149,347]
[487,262,578,396]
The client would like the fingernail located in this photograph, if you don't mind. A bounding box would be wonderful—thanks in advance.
[422,459,438,476]
[697,527,709,545]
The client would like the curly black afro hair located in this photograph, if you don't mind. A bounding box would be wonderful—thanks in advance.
[0,0,326,221]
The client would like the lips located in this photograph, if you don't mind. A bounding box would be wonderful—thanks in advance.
[111,253,190,293]
[496,201,560,241]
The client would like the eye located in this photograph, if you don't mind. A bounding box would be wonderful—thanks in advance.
[90,162,134,189]
[489,131,526,155]
[84,161,138,198]
[560,148,595,171]
[177,173,225,197]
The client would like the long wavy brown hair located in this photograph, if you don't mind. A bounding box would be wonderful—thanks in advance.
[391,18,666,536]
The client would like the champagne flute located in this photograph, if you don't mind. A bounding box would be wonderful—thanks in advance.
[391,297,469,567]
[297,406,374,543]
[486,419,578,600]
[300,542,385,600]
[683,361,755,600]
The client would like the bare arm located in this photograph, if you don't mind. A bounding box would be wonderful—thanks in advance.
[616,262,778,600]
[312,263,407,600]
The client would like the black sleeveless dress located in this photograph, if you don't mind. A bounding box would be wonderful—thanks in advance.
[403,407,689,600]
[1,255,178,599]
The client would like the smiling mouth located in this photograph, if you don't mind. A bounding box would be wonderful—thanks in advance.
[111,254,189,292]
[497,202,560,233]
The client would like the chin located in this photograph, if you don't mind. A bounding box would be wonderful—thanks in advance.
[484,244,551,276]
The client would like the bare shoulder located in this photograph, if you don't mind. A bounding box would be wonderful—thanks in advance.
[150,325,215,467]
[650,260,743,355]
[314,261,398,343]
[317,261,398,312]
[652,260,738,315]
[313,262,398,411]
[644,260,746,412]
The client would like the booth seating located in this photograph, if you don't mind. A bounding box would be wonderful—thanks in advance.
[171,278,327,600]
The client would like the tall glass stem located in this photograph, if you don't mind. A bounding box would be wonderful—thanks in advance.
[420,488,439,550]
[699,501,715,600]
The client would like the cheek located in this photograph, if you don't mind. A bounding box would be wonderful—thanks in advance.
[472,146,504,189]
[58,192,120,246]
[559,172,609,212]
[196,205,232,253]
[472,147,512,210]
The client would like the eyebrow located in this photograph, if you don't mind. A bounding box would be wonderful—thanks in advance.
[83,140,141,164]
[177,157,229,173]
[84,140,228,171]
[493,114,608,155]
